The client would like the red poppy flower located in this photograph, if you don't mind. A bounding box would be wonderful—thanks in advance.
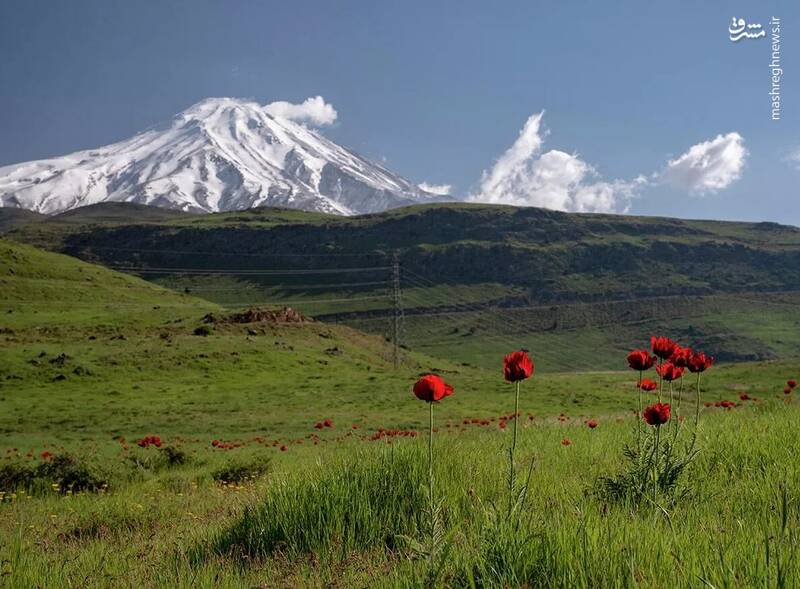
[314,422,323,430]
[40,451,53,460]
[739,393,750,401]
[498,421,507,430]
[642,402,671,426]
[280,445,288,452]
[136,435,162,449]
[503,350,534,382]
[669,346,693,368]
[586,419,598,429]
[323,419,333,428]
[784,386,792,395]
[788,379,797,389]
[687,352,714,373]
[561,438,572,446]
[627,349,656,371]
[655,362,684,382]
[638,378,658,391]
[650,336,678,360]
[412,374,454,403]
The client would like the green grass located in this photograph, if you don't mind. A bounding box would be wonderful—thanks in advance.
[0,238,218,330]
[3,236,800,587]
[2,400,800,587]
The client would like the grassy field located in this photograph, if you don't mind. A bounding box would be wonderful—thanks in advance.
[2,237,800,587]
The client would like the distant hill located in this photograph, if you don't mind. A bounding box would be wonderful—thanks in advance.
[0,236,217,330]
[6,202,800,370]
[14,202,800,300]
[0,207,46,233]
[50,202,191,224]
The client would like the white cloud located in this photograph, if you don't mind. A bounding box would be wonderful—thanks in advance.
[783,147,800,170]
[470,112,641,213]
[418,182,452,195]
[264,96,338,126]
[660,132,746,194]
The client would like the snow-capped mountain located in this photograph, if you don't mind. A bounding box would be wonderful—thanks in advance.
[0,98,441,215]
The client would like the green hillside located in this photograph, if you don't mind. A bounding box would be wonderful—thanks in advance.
[5,202,800,371]
[0,237,216,329]
[2,228,800,588]
[0,238,525,448]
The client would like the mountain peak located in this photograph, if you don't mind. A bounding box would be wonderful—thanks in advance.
[0,98,440,216]
[178,97,262,120]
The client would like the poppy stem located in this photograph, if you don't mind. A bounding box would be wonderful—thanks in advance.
[637,370,643,456]
[686,372,702,456]
[653,425,661,503]
[428,400,435,568]
[694,372,701,430]
[507,380,521,518]
[428,400,434,508]
[669,381,675,436]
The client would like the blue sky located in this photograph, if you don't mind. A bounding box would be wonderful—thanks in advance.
[0,0,797,222]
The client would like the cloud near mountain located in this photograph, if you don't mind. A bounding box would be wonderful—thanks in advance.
[417,182,452,195]
[263,96,338,126]
[467,112,746,213]
[468,112,643,213]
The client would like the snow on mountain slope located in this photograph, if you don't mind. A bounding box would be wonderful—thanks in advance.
[0,98,440,215]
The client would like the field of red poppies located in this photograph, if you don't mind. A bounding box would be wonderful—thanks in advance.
[2,316,800,588]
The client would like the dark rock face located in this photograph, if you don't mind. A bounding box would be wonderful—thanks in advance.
[203,307,310,325]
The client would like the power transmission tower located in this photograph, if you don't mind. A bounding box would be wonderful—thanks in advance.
[390,250,404,368]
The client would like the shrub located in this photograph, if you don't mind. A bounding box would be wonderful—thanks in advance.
[0,461,34,492]
[127,445,189,471]
[161,445,189,466]
[193,325,213,337]
[211,455,271,484]
[35,453,107,494]
[0,454,107,495]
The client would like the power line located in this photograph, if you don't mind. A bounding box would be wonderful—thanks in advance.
[8,277,388,291]
[67,244,390,258]
[0,294,389,308]
[105,265,391,276]
[173,281,389,292]
[390,250,403,368]
[399,271,530,354]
